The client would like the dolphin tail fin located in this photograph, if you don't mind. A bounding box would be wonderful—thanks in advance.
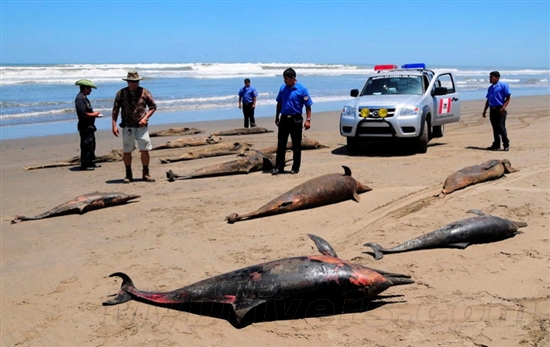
[513,221,528,228]
[364,242,385,260]
[226,213,241,224]
[102,272,136,306]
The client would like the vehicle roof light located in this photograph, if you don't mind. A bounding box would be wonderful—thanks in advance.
[401,63,426,69]
[374,64,398,71]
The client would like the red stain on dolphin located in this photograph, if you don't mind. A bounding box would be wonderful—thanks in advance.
[103,234,413,326]
[11,192,140,224]
[225,166,371,223]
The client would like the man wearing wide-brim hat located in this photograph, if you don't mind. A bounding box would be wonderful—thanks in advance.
[75,79,103,171]
[112,71,157,183]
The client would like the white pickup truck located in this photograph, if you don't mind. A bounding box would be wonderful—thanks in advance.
[339,63,461,153]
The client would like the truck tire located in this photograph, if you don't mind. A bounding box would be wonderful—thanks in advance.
[347,137,359,153]
[432,124,444,138]
[416,120,428,153]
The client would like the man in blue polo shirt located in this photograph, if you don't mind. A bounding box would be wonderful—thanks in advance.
[482,71,511,151]
[238,78,258,128]
[272,68,313,175]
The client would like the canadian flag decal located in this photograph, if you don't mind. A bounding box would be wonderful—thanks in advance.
[439,98,452,113]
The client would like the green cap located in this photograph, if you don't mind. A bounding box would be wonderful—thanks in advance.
[75,79,97,89]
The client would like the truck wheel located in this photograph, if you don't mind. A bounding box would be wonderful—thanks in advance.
[432,124,444,138]
[347,137,359,153]
[416,120,428,153]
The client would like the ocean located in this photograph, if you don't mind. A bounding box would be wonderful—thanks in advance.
[1,63,549,140]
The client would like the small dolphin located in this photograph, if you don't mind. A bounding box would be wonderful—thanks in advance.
[103,234,413,326]
[211,127,273,136]
[11,192,140,224]
[225,166,371,223]
[364,210,527,260]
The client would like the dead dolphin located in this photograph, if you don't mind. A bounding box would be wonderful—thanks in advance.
[225,166,371,223]
[211,127,273,136]
[166,152,276,181]
[437,159,517,197]
[103,234,413,326]
[149,127,205,137]
[24,149,123,171]
[11,192,140,224]
[240,136,328,156]
[152,135,221,150]
[364,209,527,260]
[159,142,252,163]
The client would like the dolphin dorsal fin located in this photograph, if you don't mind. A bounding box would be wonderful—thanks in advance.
[342,166,352,176]
[308,234,338,258]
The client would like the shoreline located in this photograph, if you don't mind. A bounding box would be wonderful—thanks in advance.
[2,90,549,141]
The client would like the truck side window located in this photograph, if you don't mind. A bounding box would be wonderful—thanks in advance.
[437,74,455,94]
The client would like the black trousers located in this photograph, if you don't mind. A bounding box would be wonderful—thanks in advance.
[79,127,96,167]
[275,115,303,171]
[242,103,256,128]
[489,106,509,148]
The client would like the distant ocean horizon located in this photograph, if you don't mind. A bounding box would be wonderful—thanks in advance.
[1,62,549,140]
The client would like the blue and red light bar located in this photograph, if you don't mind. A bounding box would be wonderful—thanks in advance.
[401,63,426,69]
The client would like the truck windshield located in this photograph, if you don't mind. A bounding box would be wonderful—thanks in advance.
[361,76,423,96]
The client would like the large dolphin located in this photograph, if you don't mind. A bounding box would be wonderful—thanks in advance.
[437,159,517,197]
[226,166,371,223]
[364,210,527,260]
[103,234,414,326]
[166,152,276,181]
[11,192,140,224]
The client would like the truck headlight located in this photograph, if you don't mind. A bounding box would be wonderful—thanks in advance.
[341,106,355,117]
[400,106,419,116]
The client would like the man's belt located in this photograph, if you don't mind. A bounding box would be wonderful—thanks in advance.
[282,113,302,118]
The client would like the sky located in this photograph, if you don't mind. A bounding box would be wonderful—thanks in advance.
[1,1,549,68]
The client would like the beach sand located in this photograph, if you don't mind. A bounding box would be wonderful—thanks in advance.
[1,95,549,346]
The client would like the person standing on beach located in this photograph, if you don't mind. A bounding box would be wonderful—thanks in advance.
[238,78,258,128]
[112,71,157,183]
[482,71,511,151]
[75,79,103,171]
[272,68,313,175]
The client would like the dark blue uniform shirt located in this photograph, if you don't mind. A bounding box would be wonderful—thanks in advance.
[276,83,313,115]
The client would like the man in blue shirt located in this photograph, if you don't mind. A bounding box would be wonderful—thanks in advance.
[238,78,258,128]
[482,71,511,151]
[272,68,313,175]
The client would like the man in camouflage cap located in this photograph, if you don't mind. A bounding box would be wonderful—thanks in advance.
[75,79,103,171]
[112,71,157,183]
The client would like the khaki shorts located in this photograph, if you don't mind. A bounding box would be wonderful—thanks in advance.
[122,127,152,152]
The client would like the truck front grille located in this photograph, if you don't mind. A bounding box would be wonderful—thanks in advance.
[358,107,396,119]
